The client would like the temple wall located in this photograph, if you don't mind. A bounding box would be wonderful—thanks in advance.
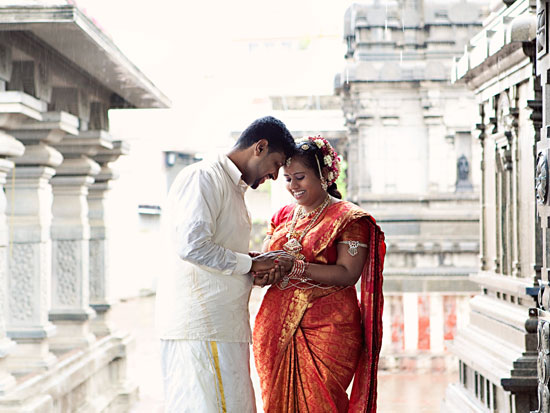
[336,0,487,369]
[441,1,540,411]
[0,3,169,411]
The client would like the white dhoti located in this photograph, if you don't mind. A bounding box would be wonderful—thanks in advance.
[160,339,256,413]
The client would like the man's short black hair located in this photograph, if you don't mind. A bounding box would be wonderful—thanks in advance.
[235,116,295,158]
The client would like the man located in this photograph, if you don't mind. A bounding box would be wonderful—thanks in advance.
[156,116,295,412]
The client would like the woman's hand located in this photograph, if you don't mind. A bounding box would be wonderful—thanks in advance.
[251,251,295,286]
[253,263,283,287]
[252,251,294,277]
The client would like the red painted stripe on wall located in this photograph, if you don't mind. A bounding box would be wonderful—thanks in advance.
[418,295,430,350]
[443,295,457,348]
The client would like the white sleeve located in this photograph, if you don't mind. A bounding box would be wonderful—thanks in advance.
[168,168,252,275]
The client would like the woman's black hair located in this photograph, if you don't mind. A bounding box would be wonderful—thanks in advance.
[292,140,342,199]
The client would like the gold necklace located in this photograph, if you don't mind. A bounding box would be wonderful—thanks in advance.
[283,196,330,259]
[285,198,327,234]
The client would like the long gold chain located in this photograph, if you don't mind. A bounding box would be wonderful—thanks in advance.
[285,196,330,244]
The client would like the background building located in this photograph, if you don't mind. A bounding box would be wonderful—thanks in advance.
[336,0,488,369]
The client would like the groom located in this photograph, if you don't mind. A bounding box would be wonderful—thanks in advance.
[156,116,295,412]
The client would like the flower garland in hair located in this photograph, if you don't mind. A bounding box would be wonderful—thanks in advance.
[295,136,341,186]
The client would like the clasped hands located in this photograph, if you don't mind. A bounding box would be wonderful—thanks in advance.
[249,250,294,287]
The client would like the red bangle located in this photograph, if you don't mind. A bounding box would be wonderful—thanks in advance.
[289,260,307,279]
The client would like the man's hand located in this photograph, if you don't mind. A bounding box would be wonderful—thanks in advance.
[253,265,283,287]
[250,251,282,273]
[250,251,295,287]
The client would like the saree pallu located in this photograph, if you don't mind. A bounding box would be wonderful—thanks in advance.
[253,202,385,413]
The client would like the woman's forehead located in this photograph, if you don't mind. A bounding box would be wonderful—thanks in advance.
[284,158,311,173]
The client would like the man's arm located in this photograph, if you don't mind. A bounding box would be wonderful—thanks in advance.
[170,168,252,275]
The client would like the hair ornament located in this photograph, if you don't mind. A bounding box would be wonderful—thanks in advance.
[294,136,341,186]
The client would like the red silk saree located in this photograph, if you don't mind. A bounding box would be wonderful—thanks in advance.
[253,201,385,412]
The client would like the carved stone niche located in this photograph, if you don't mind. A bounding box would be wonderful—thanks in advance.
[7,60,52,103]
[456,154,473,192]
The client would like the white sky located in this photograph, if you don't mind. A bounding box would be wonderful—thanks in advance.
[73,0,355,152]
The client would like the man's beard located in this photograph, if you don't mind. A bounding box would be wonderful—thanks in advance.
[251,179,261,189]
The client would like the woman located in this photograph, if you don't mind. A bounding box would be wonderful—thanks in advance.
[252,136,386,413]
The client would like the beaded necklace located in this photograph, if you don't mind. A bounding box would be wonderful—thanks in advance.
[282,196,330,260]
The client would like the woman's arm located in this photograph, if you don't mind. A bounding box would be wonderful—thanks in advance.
[303,243,367,286]
[272,243,367,287]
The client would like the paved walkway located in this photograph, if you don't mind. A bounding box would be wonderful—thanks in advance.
[111,291,456,413]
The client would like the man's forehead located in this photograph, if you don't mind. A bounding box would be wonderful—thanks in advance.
[270,151,287,163]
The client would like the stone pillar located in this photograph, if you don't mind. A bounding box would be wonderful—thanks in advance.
[89,141,129,336]
[49,155,100,351]
[5,112,78,374]
[0,130,23,394]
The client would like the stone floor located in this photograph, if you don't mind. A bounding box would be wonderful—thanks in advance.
[111,290,457,413]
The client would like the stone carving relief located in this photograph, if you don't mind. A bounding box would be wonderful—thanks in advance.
[497,133,514,172]
[538,0,548,58]
[539,320,550,413]
[456,154,473,192]
[538,151,549,204]
[55,240,79,307]
[497,91,518,134]
[40,243,50,325]
[89,240,104,301]
[458,155,469,180]
[8,243,35,323]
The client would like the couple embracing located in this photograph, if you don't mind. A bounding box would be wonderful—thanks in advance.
[155,116,386,413]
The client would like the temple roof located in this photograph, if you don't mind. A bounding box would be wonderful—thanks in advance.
[0,1,171,109]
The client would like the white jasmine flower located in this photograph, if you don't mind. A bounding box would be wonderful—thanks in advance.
[315,140,325,148]
[324,155,332,166]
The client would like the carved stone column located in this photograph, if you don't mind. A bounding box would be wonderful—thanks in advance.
[5,112,78,374]
[0,130,23,394]
[89,141,129,336]
[48,155,100,351]
[525,1,549,412]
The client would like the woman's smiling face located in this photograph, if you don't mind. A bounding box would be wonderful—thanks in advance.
[283,156,327,211]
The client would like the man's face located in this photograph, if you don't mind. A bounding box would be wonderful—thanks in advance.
[249,150,286,189]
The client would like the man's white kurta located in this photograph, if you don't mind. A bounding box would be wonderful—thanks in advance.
[156,154,256,412]
[156,154,254,342]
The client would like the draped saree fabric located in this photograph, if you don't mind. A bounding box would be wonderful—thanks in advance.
[253,201,385,412]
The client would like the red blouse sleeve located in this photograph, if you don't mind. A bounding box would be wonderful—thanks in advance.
[266,205,295,236]
[337,217,371,244]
